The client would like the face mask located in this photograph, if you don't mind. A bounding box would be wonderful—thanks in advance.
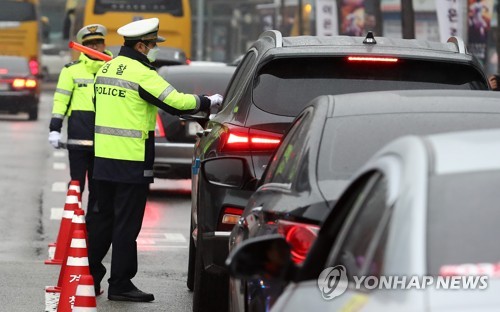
[145,45,159,62]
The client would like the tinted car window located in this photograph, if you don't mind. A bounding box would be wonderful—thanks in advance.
[0,2,35,21]
[0,57,29,75]
[263,111,311,185]
[427,170,500,275]
[319,113,500,181]
[252,57,487,117]
[224,51,256,110]
[334,176,388,281]
[165,68,233,95]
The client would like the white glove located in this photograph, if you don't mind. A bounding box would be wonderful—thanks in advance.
[48,131,61,149]
[207,94,223,108]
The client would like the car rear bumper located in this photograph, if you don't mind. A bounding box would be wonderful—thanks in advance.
[153,142,194,179]
[201,231,230,274]
[0,94,38,112]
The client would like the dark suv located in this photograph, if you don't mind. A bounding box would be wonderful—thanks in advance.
[189,30,489,312]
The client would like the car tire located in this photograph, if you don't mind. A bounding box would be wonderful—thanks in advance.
[186,220,195,291]
[28,107,38,121]
[192,232,229,312]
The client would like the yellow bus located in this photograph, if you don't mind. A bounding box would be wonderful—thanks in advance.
[0,0,41,75]
[69,0,192,59]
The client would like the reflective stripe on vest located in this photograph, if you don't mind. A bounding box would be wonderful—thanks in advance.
[95,125,142,138]
[73,78,95,84]
[55,88,72,96]
[67,139,93,146]
[95,76,139,91]
[158,85,175,102]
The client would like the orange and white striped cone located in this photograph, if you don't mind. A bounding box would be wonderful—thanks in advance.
[46,189,80,265]
[47,209,88,293]
[57,229,91,312]
[68,180,81,205]
[72,275,97,312]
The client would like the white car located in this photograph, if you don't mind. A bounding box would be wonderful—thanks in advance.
[228,127,500,312]
[41,43,71,81]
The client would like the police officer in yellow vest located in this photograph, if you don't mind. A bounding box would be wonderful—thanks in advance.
[88,18,223,302]
[48,24,112,215]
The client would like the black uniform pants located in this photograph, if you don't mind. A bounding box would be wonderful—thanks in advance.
[87,180,149,293]
[68,149,97,214]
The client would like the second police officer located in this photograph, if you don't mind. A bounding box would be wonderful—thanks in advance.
[88,18,223,302]
[48,24,112,215]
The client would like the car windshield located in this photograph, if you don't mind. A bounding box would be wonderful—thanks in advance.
[318,112,500,182]
[427,170,500,275]
[252,57,487,117]
[0,57,29,75]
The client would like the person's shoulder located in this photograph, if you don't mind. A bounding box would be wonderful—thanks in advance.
[64,60,82,68]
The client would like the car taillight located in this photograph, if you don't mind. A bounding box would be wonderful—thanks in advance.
[277,220,319,264]
[222,125,282,152]
[29,58,39,75]
[347,56,398,63]
[155,114,165,137]
[12,78,37,89]
[217,206,243,231]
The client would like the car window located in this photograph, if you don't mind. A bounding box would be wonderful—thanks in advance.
[319,112,500,182]
[263,109,312,185]
[0,57,29,75]
[427,170,500,276]
[0,2,36,21]
[224,51,256,110]
[327,174,389,281]
[252,57,487,117]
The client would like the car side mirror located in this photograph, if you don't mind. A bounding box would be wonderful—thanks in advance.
[202,157,258,190]
[226,234,294,281]
[179,113,208,129]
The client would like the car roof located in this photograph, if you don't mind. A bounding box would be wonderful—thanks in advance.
[255,31,475,64]
[327,90,500,117]
[426,128,500,175]
[158,64,235,75]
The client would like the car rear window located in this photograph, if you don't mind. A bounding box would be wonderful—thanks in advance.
[318,112,500,182]
[0,57,29,75]
[427,171,500,275]
[252,57,487,117]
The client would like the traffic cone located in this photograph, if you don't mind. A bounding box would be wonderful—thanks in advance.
[46,209,88,293]
[57,229,90,312]
[46,189,81,265]
[68,180,82,207]
[72,275,97,312]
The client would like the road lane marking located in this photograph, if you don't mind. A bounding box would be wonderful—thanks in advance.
[53,150,66,158]
[50,208,63,220]
[137,232,188,249]
[53,162,67,170]
[52,182,67,192]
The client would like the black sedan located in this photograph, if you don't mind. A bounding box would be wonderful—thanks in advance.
[154,64,235,179]
[201,90,500,311]
[0,55,40,120]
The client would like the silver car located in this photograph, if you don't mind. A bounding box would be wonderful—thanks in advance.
[228,126,500,311]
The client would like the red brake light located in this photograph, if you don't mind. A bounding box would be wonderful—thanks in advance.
[278,220,319,264]
[347,56,398,63]
[29,58,39,75]
[186,58,191,65]
[222,125,282,152]
[217,206,244,231]
[155,114,165,137]
[0,68,8,74]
